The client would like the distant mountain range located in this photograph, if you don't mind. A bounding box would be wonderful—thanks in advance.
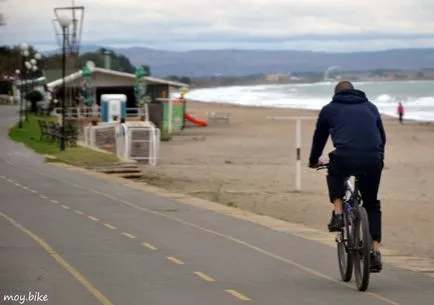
[59,45,434,77]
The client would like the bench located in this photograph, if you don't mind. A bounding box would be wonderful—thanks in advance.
[38,119,78,147]
[207,111,231,124]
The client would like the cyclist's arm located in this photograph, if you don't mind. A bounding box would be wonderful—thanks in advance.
[308,107,329,166]
[377,114,386,156]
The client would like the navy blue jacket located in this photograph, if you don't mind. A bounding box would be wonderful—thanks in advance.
[308,89,386,165]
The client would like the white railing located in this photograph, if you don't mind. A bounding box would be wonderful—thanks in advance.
[116,121,160,165]
[85,121,160,165]
[83,122,118,147]
[53,106,147,119]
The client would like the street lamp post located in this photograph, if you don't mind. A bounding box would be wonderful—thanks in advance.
[18,43,29,128]
[14,70,21,107]
[25,53,41,121]
[57,15,72,151]
[18,43,42,126]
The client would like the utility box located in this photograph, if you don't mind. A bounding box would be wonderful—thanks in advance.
[101,94,127,122]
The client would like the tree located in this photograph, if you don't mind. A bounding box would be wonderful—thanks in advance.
[179,76,191,84]
[25,90,44,113]
[0,44,144,78]
[166,75,191,84]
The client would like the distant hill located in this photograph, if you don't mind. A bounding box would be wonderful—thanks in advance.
[51,45,434,77]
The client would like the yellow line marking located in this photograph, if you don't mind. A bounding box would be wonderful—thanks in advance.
[4,159,402,305]
[39,194,48,199]
[121,232,136,239]
[50,199,59,204]
[104,223,116,230]
[142,242,157,250]
[0,212,114,305]
[30,189,38,193]
[75,210,84,215]
[166,256,185,265]
[225,289,251,301]
[88,216,99,222]
[194,271,215,282]
[61,205,70,210]
[22,186,28,190]
[80,188,401,305]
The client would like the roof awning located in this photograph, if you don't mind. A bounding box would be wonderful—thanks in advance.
[47,67,189,89]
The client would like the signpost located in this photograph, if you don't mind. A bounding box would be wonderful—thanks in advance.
[267,115,317,192]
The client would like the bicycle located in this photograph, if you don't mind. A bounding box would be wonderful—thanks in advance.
[317,164,371,291]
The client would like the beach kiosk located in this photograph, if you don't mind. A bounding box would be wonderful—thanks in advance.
[101,94,127,123]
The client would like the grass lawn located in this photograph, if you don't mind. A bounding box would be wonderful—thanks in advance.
[8,114,120,168]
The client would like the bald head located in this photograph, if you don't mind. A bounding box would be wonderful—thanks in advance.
[334,81,354,94]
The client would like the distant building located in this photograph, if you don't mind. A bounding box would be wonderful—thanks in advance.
[266,73,290,82]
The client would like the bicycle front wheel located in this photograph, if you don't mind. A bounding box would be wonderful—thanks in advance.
[353,207,371,291]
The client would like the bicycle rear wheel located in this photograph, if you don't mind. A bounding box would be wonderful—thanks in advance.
[353,206,371,291]
[337,208,353,282]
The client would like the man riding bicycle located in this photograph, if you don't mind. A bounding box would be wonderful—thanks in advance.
[308,81,386,273]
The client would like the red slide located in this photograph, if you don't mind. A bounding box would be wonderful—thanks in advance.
[184,113,208,127]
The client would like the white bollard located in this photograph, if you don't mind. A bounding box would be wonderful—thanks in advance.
[267,115,317,192]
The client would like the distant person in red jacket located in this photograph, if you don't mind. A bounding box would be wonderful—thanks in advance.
[397,102,404,124]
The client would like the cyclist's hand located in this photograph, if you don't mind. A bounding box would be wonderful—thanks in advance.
[318,156,329,164]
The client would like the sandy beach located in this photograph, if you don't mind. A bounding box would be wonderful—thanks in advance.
[141,100,434,259]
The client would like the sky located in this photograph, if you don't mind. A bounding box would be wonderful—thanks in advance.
[1,0,434,52]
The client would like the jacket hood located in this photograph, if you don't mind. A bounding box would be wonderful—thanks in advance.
[332,89,368,104]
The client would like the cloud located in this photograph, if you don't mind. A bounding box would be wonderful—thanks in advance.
[1,0,434,51]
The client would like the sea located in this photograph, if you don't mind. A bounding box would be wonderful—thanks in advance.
[186,80,434,122]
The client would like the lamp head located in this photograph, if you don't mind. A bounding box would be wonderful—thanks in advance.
[57,15,72,28]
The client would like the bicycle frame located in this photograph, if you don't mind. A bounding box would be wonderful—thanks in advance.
[316,163,372,290]
[316,165,362,248]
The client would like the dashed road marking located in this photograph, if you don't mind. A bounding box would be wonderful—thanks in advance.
[166,256,185,265]
[22,186,28,190]
[4,162,405,305]
[61,205,70,210]
[0,176,5,179]
[0,212,114,305]
[225,289,251,301]
[88,216,99,222]
[194,271,215,282]
[142,242,157,250]
[104,223,116,230]
[121,232,136,239]
[30,189,38,193]
[6,179,13,183]
[50,199,59,204]
[75,210,84,215]
[14,182,21,187]
[39,194,48,199]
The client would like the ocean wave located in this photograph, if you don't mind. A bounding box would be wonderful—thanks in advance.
[185,82,434,122]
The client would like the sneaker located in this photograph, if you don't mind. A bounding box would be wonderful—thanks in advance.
[370,251,382,273]
[328,212,344,232]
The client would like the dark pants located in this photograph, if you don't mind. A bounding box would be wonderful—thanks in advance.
[399,113,403,124]
[326,153,384,242]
